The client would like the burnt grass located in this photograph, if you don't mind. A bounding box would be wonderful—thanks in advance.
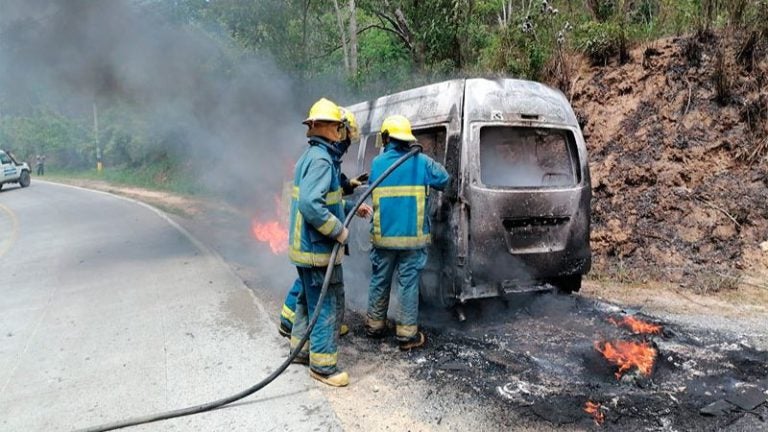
[342,294,768,431]
[576,34,768,287]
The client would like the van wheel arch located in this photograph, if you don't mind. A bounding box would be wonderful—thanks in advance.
[420,269,456,308]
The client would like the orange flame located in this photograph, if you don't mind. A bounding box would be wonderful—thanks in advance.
[251,219,288,254]
[595,340,657,379]
[251,194,290,255]
[584,401,605,425]
[608,315,663,335]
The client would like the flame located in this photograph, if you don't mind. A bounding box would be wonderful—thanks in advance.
[251,194,290,255]
[595,340,657,379]
[584,401,605,425]
[608,315,663,335]
[251,219,288,254]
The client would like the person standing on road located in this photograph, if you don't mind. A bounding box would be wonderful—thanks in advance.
[289,98,372,387]
[279,108,368,340]
[364,115,449,350]
[35,155,45,176]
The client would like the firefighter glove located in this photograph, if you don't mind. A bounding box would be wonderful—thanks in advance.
[349,172,369,188]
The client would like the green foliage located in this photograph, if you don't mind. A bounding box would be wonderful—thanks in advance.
[479,27,524,76]
[587,0,620,22]
[664,0,699,35]
[526,40,548,80]
[630,0,660,25]
[350,19,414,95]
[0,111,90,167]
[741,0,768,38]
[477,1,573,81]
[576,20,624,65]
[49,160,201,195]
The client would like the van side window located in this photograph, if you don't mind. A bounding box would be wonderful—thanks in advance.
[412,127,447,163]
[362,134,379,171]
[479,126,577,188]
[365,126,447,170]
[0,153,11,164]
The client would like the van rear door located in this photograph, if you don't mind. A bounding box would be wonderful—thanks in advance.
[464,123,587,288]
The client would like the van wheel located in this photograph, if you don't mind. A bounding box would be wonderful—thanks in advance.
[554,275,582,294]
[19,171,31,187]
[420,270,456,308]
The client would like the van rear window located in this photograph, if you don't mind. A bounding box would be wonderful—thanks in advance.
[479,126,578,188]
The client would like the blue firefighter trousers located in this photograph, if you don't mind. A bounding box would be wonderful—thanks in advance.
[281,278,344,333]
[291,265,344,375]
[280,279,302,330]
[366,248,428,340]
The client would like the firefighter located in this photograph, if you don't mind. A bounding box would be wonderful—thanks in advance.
[279,108,367,339]
[364,115,449,350]
[289,98,372,387]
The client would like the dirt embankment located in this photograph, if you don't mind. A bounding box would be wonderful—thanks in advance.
[572,32,768,291]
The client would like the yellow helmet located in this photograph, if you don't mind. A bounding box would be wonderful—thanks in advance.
[340,108,360,142]
[381,114,416,142]
[303,98,343,125]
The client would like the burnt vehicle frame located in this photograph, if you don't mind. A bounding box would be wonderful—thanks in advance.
[343,78,591,307]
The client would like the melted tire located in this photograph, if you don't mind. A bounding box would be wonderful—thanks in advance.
[420,270,456,308]
[554,275,582,294]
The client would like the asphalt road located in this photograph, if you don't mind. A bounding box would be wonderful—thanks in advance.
[0,182,341,431]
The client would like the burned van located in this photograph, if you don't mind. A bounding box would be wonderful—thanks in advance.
[343,78,590,307]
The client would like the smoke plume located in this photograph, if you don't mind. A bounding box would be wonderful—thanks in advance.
[0,0,308,207]
[0,0,332,297]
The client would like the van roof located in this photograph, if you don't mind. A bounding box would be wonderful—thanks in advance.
[346,80,464,133]
[346,78,578,134]
[464,78,577,125]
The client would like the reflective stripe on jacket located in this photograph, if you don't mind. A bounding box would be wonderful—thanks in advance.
[289,137,350,267]
[370,143,450,249]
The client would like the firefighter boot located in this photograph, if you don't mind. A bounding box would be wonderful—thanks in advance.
[364,317,387,339]
[292,351,309,365]
[310,370,349,387]
[398,331,426,351]
[278,322,292,339]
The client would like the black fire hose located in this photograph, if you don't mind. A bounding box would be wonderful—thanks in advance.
[75,145,422,432]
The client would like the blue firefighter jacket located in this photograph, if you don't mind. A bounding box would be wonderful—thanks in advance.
[289,137,353,267]
[370,143,450,249]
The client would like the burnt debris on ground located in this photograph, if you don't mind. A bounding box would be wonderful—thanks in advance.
[343,294,768,431]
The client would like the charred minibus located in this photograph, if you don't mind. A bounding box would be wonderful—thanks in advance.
[343,78,591,307]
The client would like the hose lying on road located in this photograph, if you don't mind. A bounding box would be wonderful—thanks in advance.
[75,145,422,432]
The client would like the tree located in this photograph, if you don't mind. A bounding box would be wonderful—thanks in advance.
[332,0,351,72]
[349,0,359,75]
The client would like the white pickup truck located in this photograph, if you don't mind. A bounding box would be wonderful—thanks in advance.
[0,150,31,190]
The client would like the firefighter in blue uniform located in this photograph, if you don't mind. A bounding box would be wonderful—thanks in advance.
[279,109,367,339]
[364,115,449,350]
[289,99,371,387]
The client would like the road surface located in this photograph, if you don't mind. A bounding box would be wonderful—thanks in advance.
[0,182,341,431]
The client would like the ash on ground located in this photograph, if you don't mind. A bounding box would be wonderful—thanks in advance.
[343,294,768,431]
